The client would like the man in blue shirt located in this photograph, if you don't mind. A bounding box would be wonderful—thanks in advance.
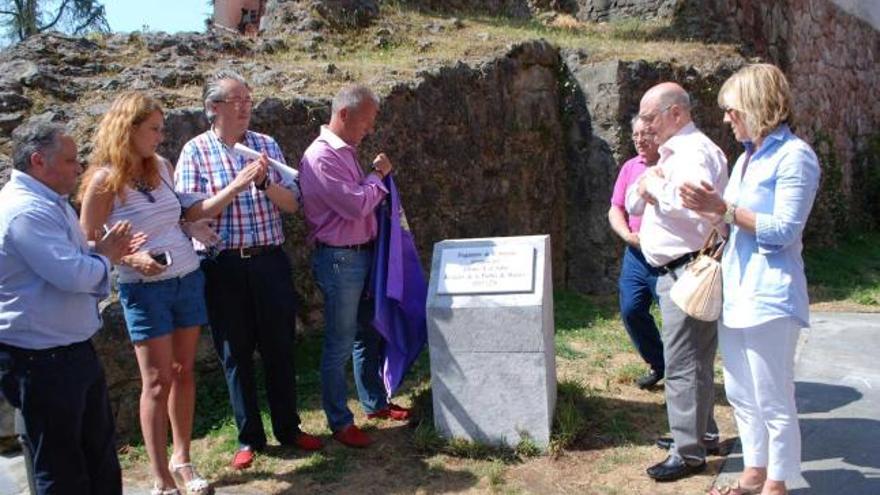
[0,123,135,494]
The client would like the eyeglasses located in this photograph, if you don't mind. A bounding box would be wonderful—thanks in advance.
[638,104,673,123]
[720,105,737,115]
[632,132,655,141]
[216,98,254,108]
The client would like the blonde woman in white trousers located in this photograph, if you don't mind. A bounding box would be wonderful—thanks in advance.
[680,63,821,495]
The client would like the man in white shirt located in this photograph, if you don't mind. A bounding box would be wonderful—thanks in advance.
[627,82,728,482]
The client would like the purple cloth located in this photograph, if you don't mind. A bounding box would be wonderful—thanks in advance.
[370,176,427,397]
[610,155,649,233]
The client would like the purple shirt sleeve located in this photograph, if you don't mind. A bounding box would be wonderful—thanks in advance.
[311,150,387,221]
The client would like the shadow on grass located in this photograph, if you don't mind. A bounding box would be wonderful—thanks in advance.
[551,379,667,453]
[554,290,619,336]
[208,422,481,494]
[190,329,338,440]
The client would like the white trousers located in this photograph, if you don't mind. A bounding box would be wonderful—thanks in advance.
[719,317,802,482]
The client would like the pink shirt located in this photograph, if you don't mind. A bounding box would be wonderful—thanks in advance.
[299,126,388,246]
[610,155,649,233]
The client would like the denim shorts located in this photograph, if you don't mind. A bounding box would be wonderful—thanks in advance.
[118,268,208,343]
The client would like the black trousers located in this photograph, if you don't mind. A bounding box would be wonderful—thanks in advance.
[201,248,302,449]
[0,340,122,495]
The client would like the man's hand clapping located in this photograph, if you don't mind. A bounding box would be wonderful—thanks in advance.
[94,220,145,265]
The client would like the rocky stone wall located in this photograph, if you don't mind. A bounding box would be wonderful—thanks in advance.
[393,0,533,18]
[573,0,677,22]
[604,0,880,237]
[561,54,742,292]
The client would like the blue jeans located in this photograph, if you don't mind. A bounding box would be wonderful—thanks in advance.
[312,246,387,431]
[618,245,664,372]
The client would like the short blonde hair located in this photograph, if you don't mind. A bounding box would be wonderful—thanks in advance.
[718,63,793,140]
[78,92,164,203]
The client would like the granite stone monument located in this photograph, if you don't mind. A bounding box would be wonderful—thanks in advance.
[426,235,557,448]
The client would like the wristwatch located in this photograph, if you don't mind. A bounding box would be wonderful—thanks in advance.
[255,175,271,191]
[723,202,737,224]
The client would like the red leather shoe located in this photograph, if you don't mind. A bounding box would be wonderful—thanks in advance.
[292,432,323,451]
[366,403,411,421]
[231,447,254,470]
[333,424,373,448]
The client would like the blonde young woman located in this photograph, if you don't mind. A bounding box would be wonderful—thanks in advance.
[79,92,267,495]
[680,64,821,495]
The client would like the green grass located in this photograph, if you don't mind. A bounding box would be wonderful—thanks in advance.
[298,451,351,484]
[805,231,880,306]
[549,379,591,455]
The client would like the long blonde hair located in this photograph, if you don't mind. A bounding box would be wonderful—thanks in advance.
[78,92,164,203]
[718,63,793,140]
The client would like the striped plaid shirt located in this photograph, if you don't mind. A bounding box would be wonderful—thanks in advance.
[175,129,294,250]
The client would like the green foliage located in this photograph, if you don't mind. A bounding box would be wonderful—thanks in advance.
[805,231,880,306]
[1,0,110,42]
[412,420,444,453]
[808,130,849,243]
[513,436,541,458]
[851,133,880,229]
[549,379,591,455]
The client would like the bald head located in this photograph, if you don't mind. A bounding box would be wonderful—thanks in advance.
[639,82,693,144]
[642,82,691,112]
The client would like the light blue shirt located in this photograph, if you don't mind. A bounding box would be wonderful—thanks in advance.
[721,124,821,329]
[0,170,111,349]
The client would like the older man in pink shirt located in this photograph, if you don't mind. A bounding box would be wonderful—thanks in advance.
[608,117,665,390]
[300,84,410,449]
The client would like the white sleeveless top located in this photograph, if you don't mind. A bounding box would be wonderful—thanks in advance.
[107,160,201,283]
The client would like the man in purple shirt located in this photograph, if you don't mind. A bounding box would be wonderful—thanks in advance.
[300,85,411,448]
[608,117,665,389]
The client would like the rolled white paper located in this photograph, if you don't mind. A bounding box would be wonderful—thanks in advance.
[233,143,299,183]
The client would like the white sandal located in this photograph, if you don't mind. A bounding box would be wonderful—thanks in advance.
[150,485,181,495]
[169,461,213,495]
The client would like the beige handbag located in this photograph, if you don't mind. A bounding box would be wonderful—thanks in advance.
[670,229,725,322]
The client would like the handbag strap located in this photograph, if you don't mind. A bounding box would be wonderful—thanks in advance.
[700,228,726,261]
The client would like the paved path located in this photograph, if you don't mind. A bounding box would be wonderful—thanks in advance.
[2,312,879,494]
[716,312,880,494]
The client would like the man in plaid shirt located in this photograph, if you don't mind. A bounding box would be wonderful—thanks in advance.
[175,70,322,470]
